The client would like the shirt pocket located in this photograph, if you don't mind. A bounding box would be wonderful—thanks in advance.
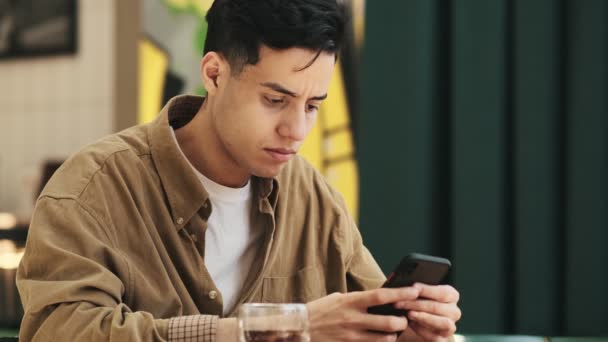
[261,265,327,303]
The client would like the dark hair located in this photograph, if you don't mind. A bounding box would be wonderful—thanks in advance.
[204,0,347,74]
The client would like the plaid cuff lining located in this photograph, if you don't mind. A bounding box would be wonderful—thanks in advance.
[168,315,218,342]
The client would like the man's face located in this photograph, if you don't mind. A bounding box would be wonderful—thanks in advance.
[209,46,335,179]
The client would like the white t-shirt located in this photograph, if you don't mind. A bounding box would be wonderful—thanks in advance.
[171,128,262,315]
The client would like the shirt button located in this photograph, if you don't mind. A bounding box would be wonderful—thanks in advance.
[202,201,209,208]
[176,217,184,225]
[190,234,198,242]
[208,290,218,300]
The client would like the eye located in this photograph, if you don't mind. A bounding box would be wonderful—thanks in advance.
[307,104,319,113]
[265,96,285,106]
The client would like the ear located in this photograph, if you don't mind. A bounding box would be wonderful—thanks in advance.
[200,52,227,96]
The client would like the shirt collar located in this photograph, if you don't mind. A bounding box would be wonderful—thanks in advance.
[148,95,279,228]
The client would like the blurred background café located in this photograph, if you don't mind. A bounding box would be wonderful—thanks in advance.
[1,0,607,340]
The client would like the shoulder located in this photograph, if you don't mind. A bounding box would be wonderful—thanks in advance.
[275,155,349,222]
[40,124,152,200]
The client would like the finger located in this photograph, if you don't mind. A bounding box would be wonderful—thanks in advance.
[355,287,420,307]
[352,312,408,333]
[395,300,461,321]
[409,321,447,342]
[413,283,460,303]
[408,311,456,337]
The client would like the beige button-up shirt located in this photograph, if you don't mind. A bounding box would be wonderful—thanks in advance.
[16,95,385,341]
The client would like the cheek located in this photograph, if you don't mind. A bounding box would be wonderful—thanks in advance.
[222,106,276,148]
[245,112,278,146]
[302,114,318,137]
[215,86,278,144]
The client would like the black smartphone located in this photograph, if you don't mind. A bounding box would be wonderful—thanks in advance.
[367,253,451,316]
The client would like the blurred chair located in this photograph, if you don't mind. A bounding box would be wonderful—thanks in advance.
[35,159,64,200]
[0,328,18,341]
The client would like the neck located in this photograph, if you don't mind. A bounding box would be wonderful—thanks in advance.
[174,98,250,188]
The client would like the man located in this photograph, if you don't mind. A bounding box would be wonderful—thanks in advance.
[17,0,461,341]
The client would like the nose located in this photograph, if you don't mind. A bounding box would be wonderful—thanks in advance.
[277,107,308,141]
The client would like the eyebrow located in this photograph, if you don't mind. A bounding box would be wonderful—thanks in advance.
[260,82,328,101]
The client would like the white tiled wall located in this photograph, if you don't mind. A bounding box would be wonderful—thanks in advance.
[0,0,116,216]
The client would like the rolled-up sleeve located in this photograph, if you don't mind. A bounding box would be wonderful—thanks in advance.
[17,196,172,341]
[168,315,218,342]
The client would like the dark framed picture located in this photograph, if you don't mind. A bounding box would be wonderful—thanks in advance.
[0,0,77,60]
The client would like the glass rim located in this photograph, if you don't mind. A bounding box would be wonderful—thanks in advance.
[238,303,309,316]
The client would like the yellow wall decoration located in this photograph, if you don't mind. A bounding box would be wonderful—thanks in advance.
[164,0,213,16]
[138,38,169,124]
[299,62,359,220]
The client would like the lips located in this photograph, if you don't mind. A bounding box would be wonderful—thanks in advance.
[265,148,296,162]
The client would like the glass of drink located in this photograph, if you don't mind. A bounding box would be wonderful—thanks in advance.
[237,303,310,342]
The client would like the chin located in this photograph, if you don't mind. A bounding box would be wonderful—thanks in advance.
[251,164,285,179]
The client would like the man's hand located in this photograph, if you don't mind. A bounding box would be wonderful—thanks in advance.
[394,283,461,341]
[306,287,420,341]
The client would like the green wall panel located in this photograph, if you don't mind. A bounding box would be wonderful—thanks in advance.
[450,0,509,333]
[563,0,608,335]
[359,0,608,335]
[359,0,439,272]
[513,0,561,334]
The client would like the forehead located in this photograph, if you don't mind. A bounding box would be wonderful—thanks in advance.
[237,46,336,91]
